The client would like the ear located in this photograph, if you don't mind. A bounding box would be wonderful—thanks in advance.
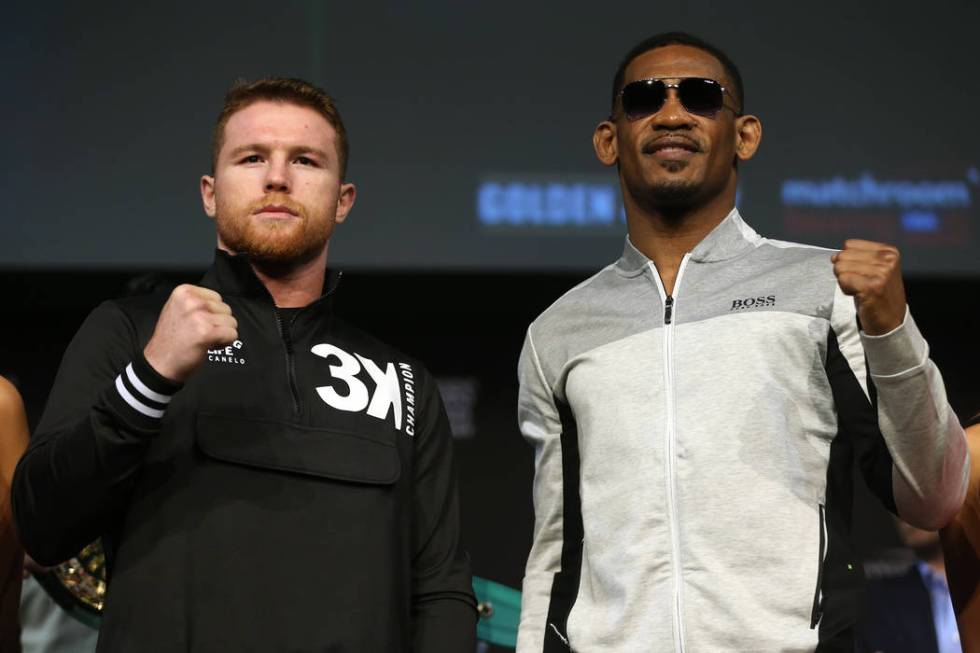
[733,114,762,162]
[593,120,619,167]
[200,175,217,219]
[333,182,357,224]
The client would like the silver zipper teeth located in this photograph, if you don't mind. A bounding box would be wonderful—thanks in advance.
[652,256,690,653]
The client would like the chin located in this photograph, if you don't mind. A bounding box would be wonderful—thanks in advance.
[256,230,326,259]
[649,180,702,207]
[216,209,334,265]
[249,244,326,268]
[223,230,328,266]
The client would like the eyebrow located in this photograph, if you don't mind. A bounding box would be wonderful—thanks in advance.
[227,144,332,161]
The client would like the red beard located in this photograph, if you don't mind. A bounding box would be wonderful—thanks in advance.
[215,192,332,265]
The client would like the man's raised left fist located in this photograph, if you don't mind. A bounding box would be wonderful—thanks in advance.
[831,239,908,336]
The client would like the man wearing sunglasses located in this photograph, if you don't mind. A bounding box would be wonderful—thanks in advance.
[516,32,968,652]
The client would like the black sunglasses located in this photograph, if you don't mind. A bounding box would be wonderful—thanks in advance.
[618,77,740,121]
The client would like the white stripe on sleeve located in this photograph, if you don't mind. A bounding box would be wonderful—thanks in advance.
[126,363,172,404]
[115,375,166,419]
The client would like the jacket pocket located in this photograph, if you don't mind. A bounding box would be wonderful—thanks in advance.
[810,503,827,629]
[195,412,400,484]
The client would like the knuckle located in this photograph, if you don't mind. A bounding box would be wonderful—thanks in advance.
[194,315,212,334]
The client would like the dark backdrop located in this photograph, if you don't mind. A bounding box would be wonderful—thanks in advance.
[3,0,979,272]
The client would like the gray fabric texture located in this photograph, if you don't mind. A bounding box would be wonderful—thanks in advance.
[516,209,968,653]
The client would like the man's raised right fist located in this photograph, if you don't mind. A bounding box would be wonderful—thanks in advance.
[143,285,238,383]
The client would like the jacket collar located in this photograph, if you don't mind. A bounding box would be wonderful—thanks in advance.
[199,249,342,310]
[617,208,762,274]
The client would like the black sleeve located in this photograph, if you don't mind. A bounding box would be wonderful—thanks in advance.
[825,328,895,513]
[12,301,180,565]
[409,368,478,653]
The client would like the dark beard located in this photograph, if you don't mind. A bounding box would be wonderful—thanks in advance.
[639,175,703,219]
[651,178,700,205]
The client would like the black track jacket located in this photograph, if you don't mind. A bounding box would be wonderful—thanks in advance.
[13,251,477,652]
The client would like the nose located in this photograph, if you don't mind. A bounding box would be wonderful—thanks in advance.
[263,156,291,193]
[650,88,695,130]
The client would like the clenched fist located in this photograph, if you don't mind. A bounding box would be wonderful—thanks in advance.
[143,285,238,382]
[831,239,907,336]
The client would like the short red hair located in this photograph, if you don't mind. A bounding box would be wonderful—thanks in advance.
[211,77,349,178]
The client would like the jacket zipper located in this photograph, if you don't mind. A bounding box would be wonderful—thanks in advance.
[810,504,827,628]
[274,308,302,414]
[650,255,691,653]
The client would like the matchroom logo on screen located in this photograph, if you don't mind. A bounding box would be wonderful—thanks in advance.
[779,168,977,248]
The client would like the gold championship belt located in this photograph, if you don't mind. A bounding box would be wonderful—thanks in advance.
[34,539,106,628]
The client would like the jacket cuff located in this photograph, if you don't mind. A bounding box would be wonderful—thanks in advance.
[106,353,183,430]
[860,307,927,378]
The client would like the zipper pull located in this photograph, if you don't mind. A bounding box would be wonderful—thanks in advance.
[274,308,294,352]
[664,295,674,325]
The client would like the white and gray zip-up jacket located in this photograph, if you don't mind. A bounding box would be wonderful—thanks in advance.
[516,209,968,653]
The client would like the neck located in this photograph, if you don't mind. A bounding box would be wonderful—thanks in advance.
[624,179,736,295]
[218,243,330,308]
[253,249,328,308]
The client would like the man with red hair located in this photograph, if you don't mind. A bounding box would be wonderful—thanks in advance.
[13,78,476,652]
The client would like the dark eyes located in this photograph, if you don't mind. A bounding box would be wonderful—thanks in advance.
[238,154,318,166]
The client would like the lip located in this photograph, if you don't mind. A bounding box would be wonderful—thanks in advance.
[253,204,298,216]
[642,135,701,159]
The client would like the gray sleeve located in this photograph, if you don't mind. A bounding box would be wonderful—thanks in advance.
[831,285,969,528]
[515,328,565,653]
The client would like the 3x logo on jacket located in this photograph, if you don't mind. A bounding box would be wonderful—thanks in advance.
[208,340,418,435]
[311,343,417,437]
